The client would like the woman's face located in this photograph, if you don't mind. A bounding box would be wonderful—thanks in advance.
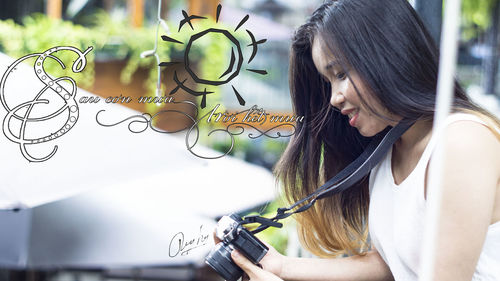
[311,36,400,137]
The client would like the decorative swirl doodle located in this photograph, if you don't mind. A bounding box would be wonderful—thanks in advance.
[95,101,300,160]
[186,123,296,159]
[185,113,296,160]
[96,100,199,134]
[225,123,296,139]
[0,46,93,162]
[96,111,152,133]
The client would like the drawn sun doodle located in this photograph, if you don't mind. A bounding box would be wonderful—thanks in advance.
[159,4,267,109]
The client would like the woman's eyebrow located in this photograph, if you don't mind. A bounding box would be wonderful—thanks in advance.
[325,60,339,70]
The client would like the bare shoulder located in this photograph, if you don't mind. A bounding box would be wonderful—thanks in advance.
[439,119,500,196]
[424,119,500,193]
[444,119,500,170]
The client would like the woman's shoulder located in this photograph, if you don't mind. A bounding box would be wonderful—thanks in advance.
[446,112,499,130]
[426,112,500,163]
[440,112,500,176]
[444,112,500,146]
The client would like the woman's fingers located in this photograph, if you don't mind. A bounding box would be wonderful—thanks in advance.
[231,250,261,278]
[232,250,284,281]
[212,230,221,244]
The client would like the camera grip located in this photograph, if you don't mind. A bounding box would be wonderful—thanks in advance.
[233,228,269,263]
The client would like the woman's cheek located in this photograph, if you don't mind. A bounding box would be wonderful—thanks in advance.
[341,79,349,94]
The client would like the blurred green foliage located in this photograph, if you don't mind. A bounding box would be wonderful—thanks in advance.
[0,14,99,88]
[462,0,498,40]
[245,199,295,255]
[0,11,231,115]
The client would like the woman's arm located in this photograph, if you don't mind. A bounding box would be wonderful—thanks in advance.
[280,248,394,281]
[425,121,500,280]
[231,244,394,281]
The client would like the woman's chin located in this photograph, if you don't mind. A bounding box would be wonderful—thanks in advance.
[358,129,375,137]
[357,126,382,137]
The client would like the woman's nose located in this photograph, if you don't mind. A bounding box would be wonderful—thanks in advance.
[330,90,345,109]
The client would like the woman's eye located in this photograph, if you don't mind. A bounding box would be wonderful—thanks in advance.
[336,72,346,80]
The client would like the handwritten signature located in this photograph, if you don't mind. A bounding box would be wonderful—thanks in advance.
[169,225,210,257]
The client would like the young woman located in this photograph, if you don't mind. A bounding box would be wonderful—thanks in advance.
[226,0,500,280]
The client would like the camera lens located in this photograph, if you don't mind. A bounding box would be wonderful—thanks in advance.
[206,243,243,281]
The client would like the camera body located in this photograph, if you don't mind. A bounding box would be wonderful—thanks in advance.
[205,214,269,281]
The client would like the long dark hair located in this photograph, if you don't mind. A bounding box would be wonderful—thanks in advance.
[274,0,500,257]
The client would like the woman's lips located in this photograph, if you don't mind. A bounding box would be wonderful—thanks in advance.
[349,110,359,127]
[341,108,359,127]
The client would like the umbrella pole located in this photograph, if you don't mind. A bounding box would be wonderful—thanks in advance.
[419,0,462,280]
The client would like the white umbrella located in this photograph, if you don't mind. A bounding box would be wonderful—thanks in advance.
[0,52,277,268]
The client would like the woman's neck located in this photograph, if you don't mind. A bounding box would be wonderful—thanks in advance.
[394,119,433,151]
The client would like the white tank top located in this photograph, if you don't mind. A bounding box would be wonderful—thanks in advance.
[368,113,500,281]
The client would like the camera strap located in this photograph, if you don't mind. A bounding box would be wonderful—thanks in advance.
[243,118,415,234]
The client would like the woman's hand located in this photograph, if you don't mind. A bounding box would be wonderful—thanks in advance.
[253,239,285,277]
[231,250,284,281]
[213,231,396,281]
[213,231,285,278]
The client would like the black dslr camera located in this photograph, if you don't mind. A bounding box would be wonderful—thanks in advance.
[205,214,269,281]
